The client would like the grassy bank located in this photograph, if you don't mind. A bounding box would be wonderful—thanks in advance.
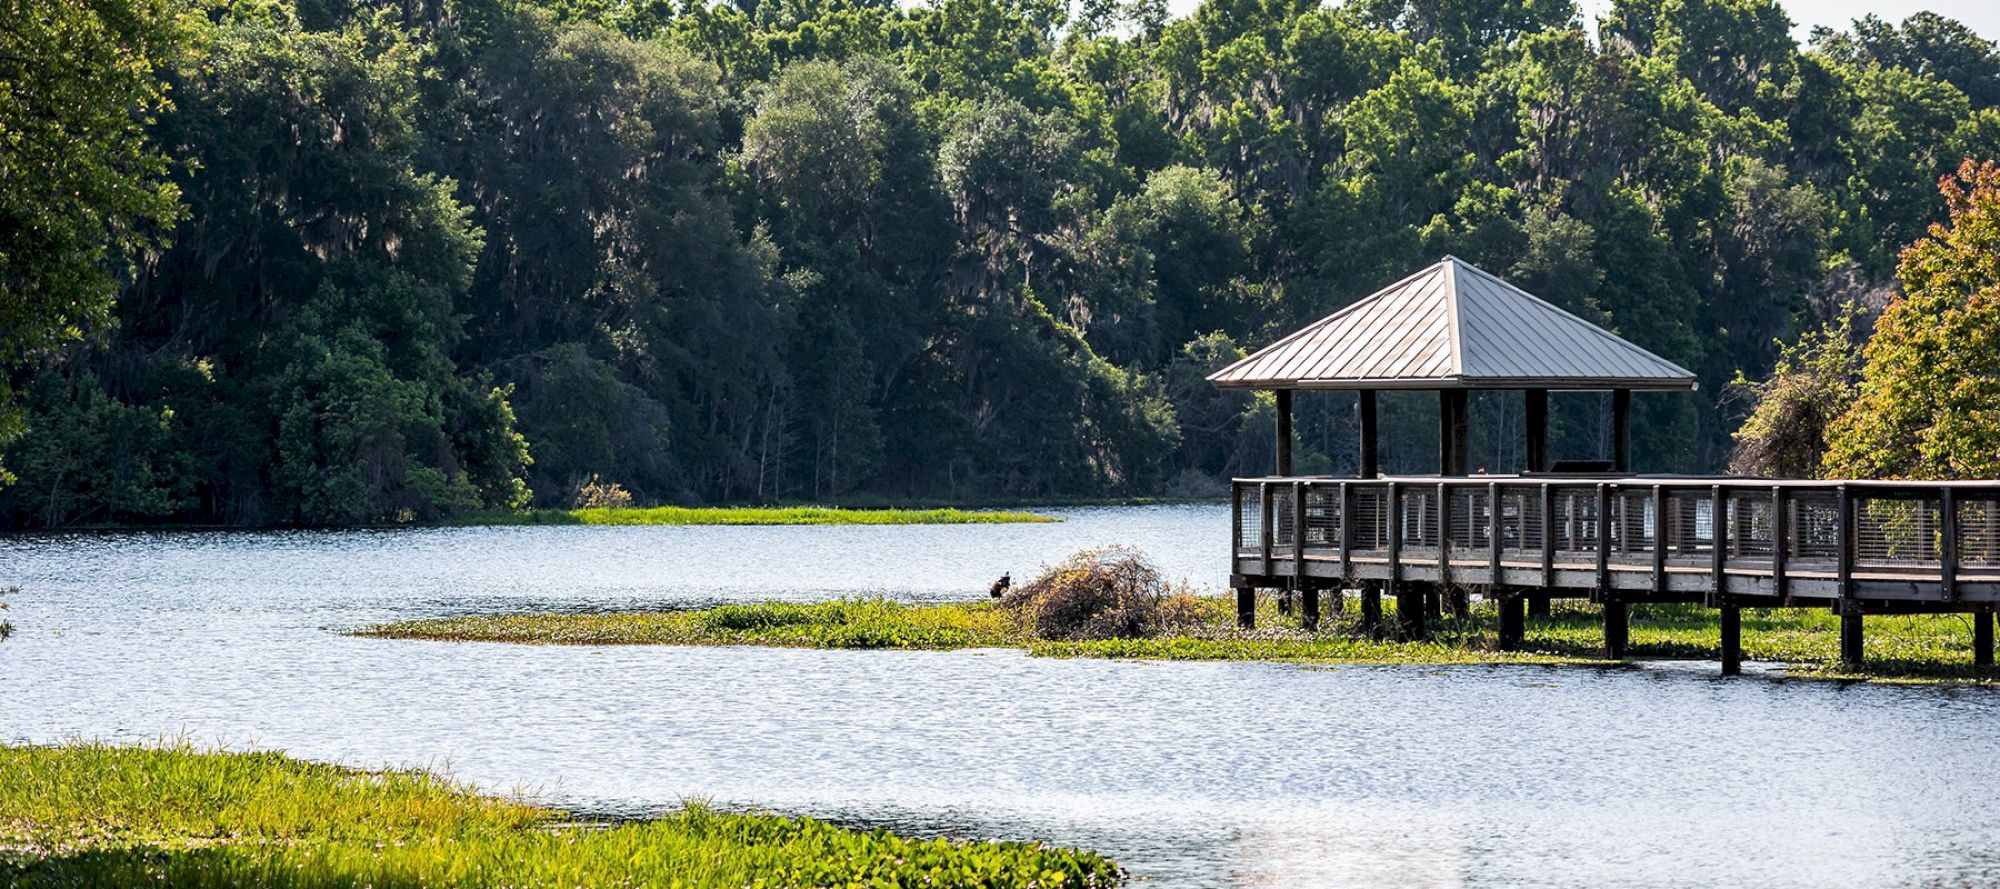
[363,597,2000,683]
[0,743,1118,888]
[455,505,1057,526]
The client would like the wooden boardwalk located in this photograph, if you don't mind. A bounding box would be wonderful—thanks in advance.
[1230,475,2000,674]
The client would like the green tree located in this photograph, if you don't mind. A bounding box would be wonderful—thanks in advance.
[1826,160,2000,479]
[1726,307,1861,477]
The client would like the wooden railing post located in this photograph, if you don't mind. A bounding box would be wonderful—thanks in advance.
[1651,485,1668,593]
[1231,480,1244,560]
[1387,481,1403,587]
[1596,484,1612,592]
[1772,485,1789,601]
[1489,481,1502,585]
[1339,482,1354,580]
[1293,481,1309,587]
[1942,485,1959,601]
[1259,481,1274,578]
[1438,481,1453,585]
[1837,484,1855,601]
[1711,484,1727,601]
[1539,483,1555,588]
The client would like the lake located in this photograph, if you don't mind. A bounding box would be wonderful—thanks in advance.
[5,504,2000,887]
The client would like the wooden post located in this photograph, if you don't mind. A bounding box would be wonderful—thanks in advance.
[1604,598,1629,660]
[1358,390,1379,478]
[1338,482,1354,582]
[1399,584,1428,640]
[1976,606,1994,669]
[1498,591,1525,651]
[1525,388,1549,473]
[1650,485,1667,593]
[1236,586,1256,629]
[1300,585,1321,632]
[1293,481,1308,588]
[1259,482,1274,577]
[1533,482,1553,615]
[1941,486,1958,601]
[1772,486,1789,602]
[1711,485,1727,603]
[1362,581,1384,640]
[1438,389,1470,476]
[1720,605,1742,676]
[1275,389,1294,477]
[1611,388,1632,473]
[1840,601,1865,671]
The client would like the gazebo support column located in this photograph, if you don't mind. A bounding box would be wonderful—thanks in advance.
[1612,388,1632,473]
[1358,391,1379,478]
[1439,389,1469,476]
[1274,389,1294,477]
[1525,389,1549,473]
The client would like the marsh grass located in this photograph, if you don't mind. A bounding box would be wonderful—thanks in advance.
[366,596,2000,683]
[0,743,1119,888]
[454,505,1056,526]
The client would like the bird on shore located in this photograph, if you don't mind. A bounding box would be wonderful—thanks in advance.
[989,572,1011,598]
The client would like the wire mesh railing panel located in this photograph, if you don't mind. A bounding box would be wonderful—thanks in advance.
[1400,488,1440,551]
[1855,496,1942,567]
[1448,488,1491,551]
[1498,486,1541,556]
[1236,486,1262,551]
[1609,490,1652,564]
[1959,496,2000,570]
[1663,492,1715,559]
[1728,492,1776,560]
[1272,488,1298,552]
[1303,485,1341,551]
[1352,487,1390,552]
[1550,486,1600,556]
[1790,490,1840,564]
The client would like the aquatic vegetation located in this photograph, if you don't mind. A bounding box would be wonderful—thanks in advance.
[366,596,2000,684]
[999,546,1206,640]
[0,743,1120,888]
[455,505,1056,526]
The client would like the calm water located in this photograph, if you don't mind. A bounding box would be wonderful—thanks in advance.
[5,505,2000,887]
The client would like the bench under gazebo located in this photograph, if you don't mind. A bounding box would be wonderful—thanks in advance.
[1211,256,1999,676]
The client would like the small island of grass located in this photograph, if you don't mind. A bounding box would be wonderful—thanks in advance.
[363,548,2000,685]
[0,743,1118,888]
[457,505,1058,527]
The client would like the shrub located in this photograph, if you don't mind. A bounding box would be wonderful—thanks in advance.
[1002,546,1191,641]
[568,474,634,510]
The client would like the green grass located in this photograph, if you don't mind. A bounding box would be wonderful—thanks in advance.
[362,596,2000,684]
[453,505,1056,526]
[0,743,1120,888]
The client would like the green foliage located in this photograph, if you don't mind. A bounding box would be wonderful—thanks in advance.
[366,592,1999,683]
[1726,307,1861,477]
[1826,160,2000,479]
[9,0,2000,525]
[1,743,1122,887]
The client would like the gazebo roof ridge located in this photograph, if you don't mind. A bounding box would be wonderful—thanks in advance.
[1208,256,1699,391]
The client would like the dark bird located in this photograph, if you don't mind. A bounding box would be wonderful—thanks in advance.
[989,572,1011,599]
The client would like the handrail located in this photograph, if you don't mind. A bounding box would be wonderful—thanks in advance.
[1231,475,2000,602]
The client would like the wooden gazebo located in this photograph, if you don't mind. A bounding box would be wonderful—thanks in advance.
[1212,257,2000,677]
[1209,256,1698,478]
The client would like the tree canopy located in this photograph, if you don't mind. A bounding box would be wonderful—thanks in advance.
[4,0,2000,525]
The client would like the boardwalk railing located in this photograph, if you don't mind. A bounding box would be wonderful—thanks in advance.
[1232,476,2000,604]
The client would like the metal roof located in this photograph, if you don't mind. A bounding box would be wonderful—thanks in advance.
[1208,257,1699,391]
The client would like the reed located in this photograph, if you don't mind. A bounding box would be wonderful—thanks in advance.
[0,742,1119,888]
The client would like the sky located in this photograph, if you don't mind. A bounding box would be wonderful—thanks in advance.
[1156,1,2000,42]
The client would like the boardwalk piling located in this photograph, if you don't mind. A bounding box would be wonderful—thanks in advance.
[1720,606,1742,676]
[1976,606,1994,669]
[1300,586,1321,632]
[1840,602,1865,670]
[1397,585,1427,640]
[1361,583,1383,639]
[1498,592,1525,651]
[1235,586,1255,629]
[1604,599,1629,660]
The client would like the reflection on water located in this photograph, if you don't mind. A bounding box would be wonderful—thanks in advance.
[4,505,2000,887]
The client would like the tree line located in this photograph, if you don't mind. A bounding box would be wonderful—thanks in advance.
[6,0,2000,526]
